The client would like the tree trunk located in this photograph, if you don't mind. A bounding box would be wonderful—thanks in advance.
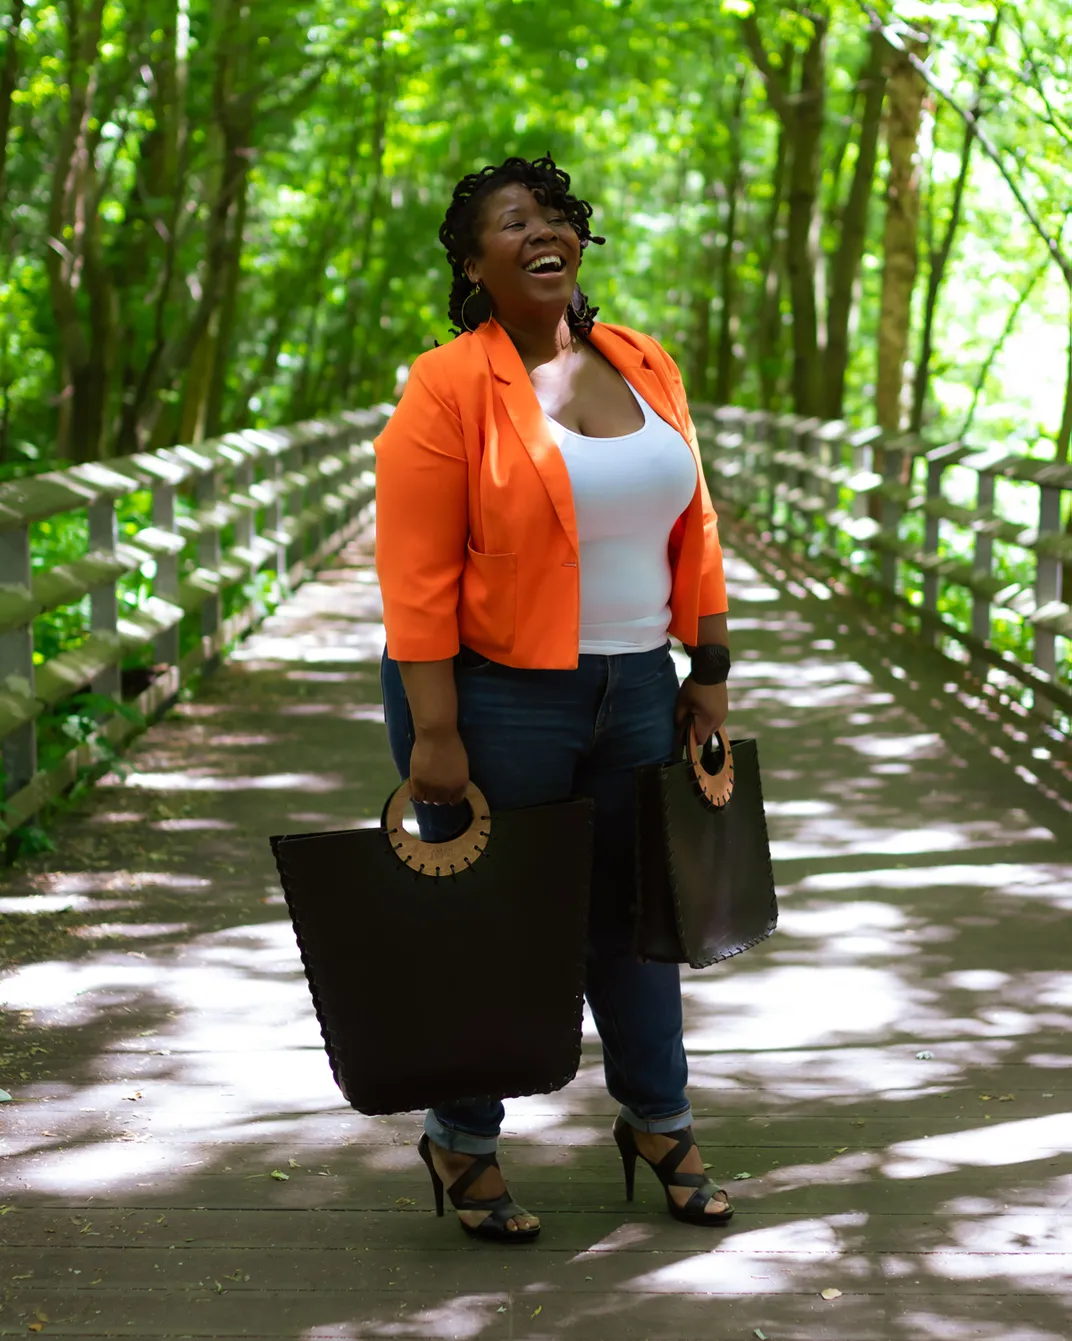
[822,29,889,419]
[714,70,746,406]
[0,0,25,213]
[334,32,389,405]
[910,11,1003,433]
[45,0,111,461]
[204,162,248,436]
[783,16,826,416]
[755,110,789,410]
[876,39,928,434]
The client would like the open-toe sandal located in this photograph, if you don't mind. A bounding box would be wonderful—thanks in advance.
[417,1134,541,1243]
[613,1116,734,1226]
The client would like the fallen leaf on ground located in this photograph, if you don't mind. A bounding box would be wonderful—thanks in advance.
[288,1159,301,1169]
[978,1094,992,1101]
[850,1119,866,1127]
[754,1330,768,1340]
[0,1089,12,1101]
[820,1287,843,1301]
[915,1050,934,1060]
[702,1162,713,1170]
[27,1326,43,1334]
[998,1094,1015,1101]
[394,1197,416,1207]
[834,1147,848,1154]
[732,1171,752,1180]
[531,1305,542,1318]
[497,1306,507,1314]
[269,1170,289,1181]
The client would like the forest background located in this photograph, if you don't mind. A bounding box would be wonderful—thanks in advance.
[0,0,1069,690]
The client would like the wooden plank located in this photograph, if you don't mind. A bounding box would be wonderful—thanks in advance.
[0,583,40,635]
[32,632,123,708]
[3,1206,1066,1253]
[0,471,100,530]
[31,550,140,617]
[0,1283,1060,1339]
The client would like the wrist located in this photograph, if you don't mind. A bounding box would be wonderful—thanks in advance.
[683,642,731,686]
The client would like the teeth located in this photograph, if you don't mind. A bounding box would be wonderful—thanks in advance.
[525,256,563,273]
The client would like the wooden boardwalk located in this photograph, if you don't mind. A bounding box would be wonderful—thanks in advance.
[1,524,1070,1340]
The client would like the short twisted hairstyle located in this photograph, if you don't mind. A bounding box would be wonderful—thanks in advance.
[438,154,606,337]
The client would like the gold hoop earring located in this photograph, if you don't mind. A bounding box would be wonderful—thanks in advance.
[461,284,487,333]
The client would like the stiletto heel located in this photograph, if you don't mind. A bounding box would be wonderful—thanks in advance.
[611,1117,733,1226]
[417,1135,445,1217]
[613,1122,638,1201]
[416,1134,540,1243]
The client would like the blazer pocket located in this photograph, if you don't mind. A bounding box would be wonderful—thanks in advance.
[459,541,517,654]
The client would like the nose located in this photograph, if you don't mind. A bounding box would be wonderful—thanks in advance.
[529,221,556,242]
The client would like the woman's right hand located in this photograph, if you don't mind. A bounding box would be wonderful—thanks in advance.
[409,727,470,804]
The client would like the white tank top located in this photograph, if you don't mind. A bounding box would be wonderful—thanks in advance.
[547,383,698,655]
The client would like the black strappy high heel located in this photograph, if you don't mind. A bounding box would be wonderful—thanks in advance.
[613,1116,734,1226]
[417,1134,541,1243]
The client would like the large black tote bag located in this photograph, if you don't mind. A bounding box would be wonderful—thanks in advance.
[635,725,777,969]
[270,780,594,1115]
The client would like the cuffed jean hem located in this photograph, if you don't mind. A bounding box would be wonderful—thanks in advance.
[618,1103,693,1135]
[423,1110,500,1157]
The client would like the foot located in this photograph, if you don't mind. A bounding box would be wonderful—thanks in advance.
[632,1128,731,1217]
[426,1139,540,1235]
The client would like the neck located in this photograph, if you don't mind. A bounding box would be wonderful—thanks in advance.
[493,310,575,370]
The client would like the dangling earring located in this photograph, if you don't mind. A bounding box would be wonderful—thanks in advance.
[461,283,490,333]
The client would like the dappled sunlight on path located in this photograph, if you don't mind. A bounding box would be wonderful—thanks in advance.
[1,527,1070,1339]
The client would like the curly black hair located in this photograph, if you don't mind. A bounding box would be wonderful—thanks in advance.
[438,154,606,338]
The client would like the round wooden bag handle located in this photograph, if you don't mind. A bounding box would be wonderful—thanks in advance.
[686,723,735,809]
[383,779,491,877]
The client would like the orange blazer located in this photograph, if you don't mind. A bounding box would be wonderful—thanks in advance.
[374,317,727,669]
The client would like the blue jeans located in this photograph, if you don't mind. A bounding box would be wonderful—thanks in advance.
[380,640,692,1156]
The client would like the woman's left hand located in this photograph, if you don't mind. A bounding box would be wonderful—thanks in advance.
[674,678,729,747]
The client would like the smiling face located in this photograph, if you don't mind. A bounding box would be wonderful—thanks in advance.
[463,181,582,325]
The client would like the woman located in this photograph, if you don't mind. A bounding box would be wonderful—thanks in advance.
[375,155,734,1242]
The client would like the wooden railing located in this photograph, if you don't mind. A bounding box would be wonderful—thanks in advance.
[0,409,386,837]
[696,407,1072,732]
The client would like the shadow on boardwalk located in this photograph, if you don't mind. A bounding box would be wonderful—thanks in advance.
[0,525,1070,1340]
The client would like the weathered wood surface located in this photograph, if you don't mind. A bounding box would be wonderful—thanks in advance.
[0,522,1070,1340]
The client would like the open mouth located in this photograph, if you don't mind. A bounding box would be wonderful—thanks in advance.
[523,254,566,275]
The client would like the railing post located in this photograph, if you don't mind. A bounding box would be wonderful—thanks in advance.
[235,458,255,554]
[271,451,290,591]
[970,471,996,678]
[921,454,944,648]
[88,498,121,701]
[1034,481,1063,680]
[197,469,222,653]
[879,439,905,592]
[152,483,181,668]
[306,435,325,562]
[0,526,37,798]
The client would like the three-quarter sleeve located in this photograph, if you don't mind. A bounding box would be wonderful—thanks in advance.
[374,360,469,661]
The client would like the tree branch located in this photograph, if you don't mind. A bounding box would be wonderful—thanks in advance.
[857,0,1072,290]
[739,13,791,123]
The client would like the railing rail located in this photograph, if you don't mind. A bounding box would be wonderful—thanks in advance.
[0,409,387,837]
[696,406,1072,732]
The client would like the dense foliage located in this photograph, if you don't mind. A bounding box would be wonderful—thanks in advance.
[1,0,1070,463]
[0,0,1068,713]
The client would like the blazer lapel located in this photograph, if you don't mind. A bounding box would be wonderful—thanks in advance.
[477,319,580,552]
[475,318,700,552]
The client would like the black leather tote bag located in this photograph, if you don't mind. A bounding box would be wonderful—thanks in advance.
[635,724,777,969]
[270,780,594,1115]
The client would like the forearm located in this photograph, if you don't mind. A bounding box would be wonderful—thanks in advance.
[398,660,459,738]
[696,612,729,649]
